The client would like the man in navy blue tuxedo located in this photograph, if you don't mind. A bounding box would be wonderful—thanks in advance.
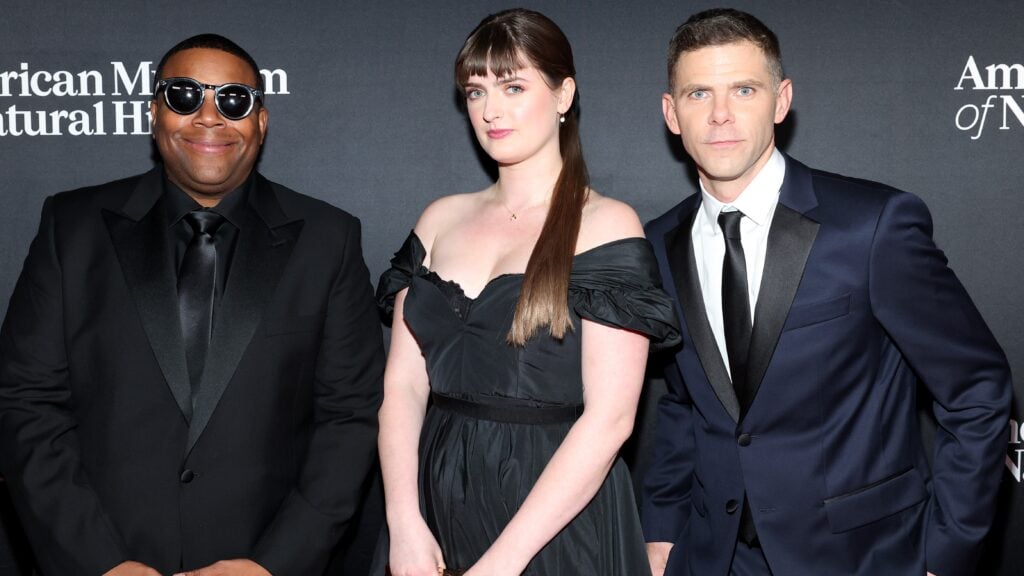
[642,9,1011,576]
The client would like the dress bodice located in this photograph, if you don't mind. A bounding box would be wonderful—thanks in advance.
[377,232,680,406]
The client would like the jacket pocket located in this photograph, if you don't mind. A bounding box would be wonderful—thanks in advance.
[782,293,851,332]
[823,466,927,533]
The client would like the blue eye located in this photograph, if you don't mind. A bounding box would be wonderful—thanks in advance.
[737,87,754,96]
[690,89,708,100]
[506,85,524,95]
[466,88,484,100]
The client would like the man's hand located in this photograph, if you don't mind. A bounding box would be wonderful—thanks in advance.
[173,559,272,576]
[646,541,674,576]
[103,561,161,576]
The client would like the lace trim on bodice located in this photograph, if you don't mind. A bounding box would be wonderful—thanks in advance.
[420,269,474,321]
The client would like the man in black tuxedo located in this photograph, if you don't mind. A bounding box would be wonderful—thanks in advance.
[0,34,384,575]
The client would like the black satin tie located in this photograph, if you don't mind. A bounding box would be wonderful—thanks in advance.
[718,209,759,547]
[719,210,751,398]
[178,210,224,405]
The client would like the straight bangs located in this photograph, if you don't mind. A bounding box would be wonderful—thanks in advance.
[455,24,524,87]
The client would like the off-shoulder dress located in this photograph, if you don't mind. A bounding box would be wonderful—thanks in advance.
[373,231,680,575]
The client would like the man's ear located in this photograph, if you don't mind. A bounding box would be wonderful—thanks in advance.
[662,92,681,135]
[149,100,159,139]
[774,78,793,124]
[257,106,268,144]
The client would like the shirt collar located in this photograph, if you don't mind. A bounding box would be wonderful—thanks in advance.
[698,148,786,234]
[163,168,252,229]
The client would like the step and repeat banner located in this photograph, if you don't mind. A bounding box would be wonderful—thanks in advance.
[1,0,1020,573]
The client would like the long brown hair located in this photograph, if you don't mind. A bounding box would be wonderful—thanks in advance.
[455,8,589,345]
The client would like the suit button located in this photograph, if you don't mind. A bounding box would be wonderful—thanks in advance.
[725,499,739,514]
[738,433,751,447]
[180,469,195,483]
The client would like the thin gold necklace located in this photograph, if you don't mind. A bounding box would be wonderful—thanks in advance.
[500,200,519,221]
[495,194,547,222]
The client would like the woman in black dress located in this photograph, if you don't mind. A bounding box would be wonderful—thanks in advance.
[375,8,679,576]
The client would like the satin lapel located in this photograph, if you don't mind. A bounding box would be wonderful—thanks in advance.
[103,169,193,421]
[186,178,304,455]
[742,161,820,416]
[665,204,741,422]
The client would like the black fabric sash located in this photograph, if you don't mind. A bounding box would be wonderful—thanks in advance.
[430,393,582,425]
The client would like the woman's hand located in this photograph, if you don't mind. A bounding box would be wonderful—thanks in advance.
[388,517,447,576]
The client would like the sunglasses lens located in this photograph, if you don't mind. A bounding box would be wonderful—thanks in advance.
[216,86,253,120]
[164,80,203,114]
[160,79,257,120]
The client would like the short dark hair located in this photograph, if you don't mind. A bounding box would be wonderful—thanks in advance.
[154,33,263,92]
[666,8,783,92]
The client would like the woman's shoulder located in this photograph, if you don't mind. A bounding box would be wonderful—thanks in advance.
[575,190,644,254]
[414,190,489,256]
[569,194,681,346]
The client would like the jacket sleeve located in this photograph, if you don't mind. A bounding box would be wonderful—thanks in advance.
[642,350,697,546]
[0,196,127,574]
[868,191,1011,576]
[252,217,386,575]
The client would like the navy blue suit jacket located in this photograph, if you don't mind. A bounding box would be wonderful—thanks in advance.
[643,154,1011,576]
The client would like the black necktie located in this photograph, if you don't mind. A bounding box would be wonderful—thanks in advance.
[178,210,224,404]
[719,210,759,547]
[719,210,752,398]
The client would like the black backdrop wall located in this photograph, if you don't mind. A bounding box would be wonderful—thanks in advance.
[1,1,1020,574]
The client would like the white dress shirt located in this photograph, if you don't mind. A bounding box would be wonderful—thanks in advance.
[692,148,786,377]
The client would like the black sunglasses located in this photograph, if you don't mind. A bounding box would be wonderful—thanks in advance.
[155,77,263,121]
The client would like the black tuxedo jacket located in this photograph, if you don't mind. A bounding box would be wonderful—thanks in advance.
[0,167,385,575]
[643,155,1011,576]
